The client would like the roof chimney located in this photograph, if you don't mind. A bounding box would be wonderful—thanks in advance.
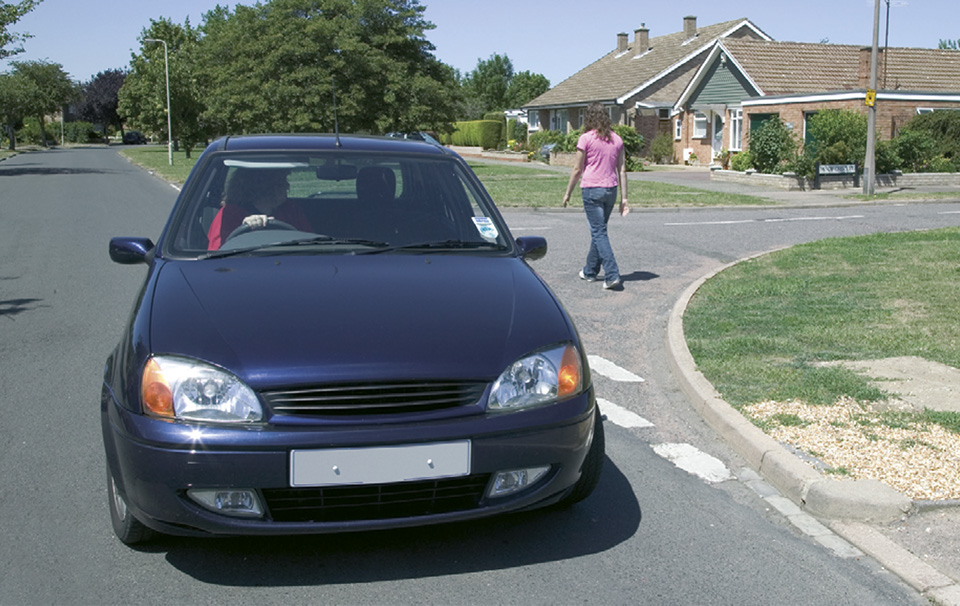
[635,25,649,53]
[684,15,697,39]
[857,46,888,89]
[617,32,628,53]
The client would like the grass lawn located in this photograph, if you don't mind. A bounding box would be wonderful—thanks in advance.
[467,161,772,208]
[844,191,960,202]
[118,144,198,184]
[683,227,960,433]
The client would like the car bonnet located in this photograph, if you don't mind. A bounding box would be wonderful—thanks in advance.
[147,254,573,388]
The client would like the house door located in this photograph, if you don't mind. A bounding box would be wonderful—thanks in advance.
[712,113,723,159]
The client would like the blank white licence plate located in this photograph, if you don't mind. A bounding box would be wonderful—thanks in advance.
[290,441,471,487]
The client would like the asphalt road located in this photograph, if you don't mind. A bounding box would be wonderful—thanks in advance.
[4,147,958,604]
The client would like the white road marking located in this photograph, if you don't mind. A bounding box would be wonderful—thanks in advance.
[651,443,733,483]
[597,398,654,428]
[665,215,864,226]
[588,355,645,382]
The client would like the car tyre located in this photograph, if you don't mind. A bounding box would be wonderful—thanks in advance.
[107,464,153,545]
[557,408,605,507]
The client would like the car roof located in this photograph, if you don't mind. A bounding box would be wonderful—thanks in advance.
[202,133,453,157]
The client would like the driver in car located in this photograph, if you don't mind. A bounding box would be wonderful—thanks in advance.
[207,168,313,250]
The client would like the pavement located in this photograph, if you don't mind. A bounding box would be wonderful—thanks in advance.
[644,166,960,606]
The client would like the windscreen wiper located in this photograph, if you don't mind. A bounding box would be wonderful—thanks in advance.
[353,240,506,255]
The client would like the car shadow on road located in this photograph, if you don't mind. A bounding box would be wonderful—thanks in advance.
[154,457,640,585]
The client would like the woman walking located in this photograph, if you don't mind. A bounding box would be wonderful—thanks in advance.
[562,103,629,290]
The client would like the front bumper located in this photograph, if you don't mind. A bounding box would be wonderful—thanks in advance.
[102,388,596,537]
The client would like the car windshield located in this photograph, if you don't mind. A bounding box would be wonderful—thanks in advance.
[165,150,511,258]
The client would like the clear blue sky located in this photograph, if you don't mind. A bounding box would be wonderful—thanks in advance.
[2,0,954,86]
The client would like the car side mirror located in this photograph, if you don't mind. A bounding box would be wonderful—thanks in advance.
[109,237,155,265]
[516,236,547,261]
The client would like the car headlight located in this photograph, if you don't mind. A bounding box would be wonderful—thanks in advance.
[141,355,262,423]
[487,344,583,411]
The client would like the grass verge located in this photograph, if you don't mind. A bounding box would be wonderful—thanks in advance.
[118,144,198,184]
[468,161,772,208]
[683,227,960,435]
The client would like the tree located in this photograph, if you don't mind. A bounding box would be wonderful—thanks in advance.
[939,39,959,50]
[77,69,126,137]
[118,18,207,156]
[0,71,34,149]
[7,60,78,146]
[193,0,460,135]
[0,0,41,59]
[461,53,513,118]
[504,70,549,110]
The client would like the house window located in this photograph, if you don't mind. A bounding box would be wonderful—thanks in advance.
[557,109,568,133]
[674,116,682,140]
[529,111,539,130]
[693,111,708,139]
[729,109,742,151]
[578,109,585,129]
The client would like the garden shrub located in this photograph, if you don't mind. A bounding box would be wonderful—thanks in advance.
[749,117,797,174]
[805,110,867,167]
[449,120,502,149]
[893,129,936,172]
[730,150,753,171]
[62,121,100,143]
[896,111,960,171]
[648,132,674,164]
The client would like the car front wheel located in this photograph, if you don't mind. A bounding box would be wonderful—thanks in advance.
[107,464,153,545]
[557,408,605,507]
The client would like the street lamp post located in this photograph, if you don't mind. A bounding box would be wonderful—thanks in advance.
[144,38,173,166]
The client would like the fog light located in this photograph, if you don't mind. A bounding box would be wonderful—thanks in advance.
[188,489,263,518]
[487,466,550,498]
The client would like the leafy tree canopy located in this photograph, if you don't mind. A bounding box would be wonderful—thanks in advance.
[7,60,78,145]
[78,69,126,134]
[194,0,459,135]
[118,18,207,154]
[0,0,40,59]
[459,54,549,119]
[505,70,549,110]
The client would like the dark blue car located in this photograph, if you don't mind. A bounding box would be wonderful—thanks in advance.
[102,134,602,544]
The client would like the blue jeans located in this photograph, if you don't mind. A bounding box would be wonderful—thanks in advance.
[581,187,619,283]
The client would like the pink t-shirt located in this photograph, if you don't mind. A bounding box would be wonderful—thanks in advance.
[577,130,623,188]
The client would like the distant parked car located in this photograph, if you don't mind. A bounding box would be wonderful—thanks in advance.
[102,133,603,544]
[122,131,147,145]
[385,131,442,146]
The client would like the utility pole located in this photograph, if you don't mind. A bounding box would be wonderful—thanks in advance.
[863,0,880,195]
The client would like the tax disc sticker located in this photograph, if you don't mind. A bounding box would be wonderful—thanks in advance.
[472,217,499,241]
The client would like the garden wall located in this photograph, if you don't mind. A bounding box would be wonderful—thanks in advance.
[711,169,960,191]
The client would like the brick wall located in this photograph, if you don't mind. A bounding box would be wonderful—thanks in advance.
[742,99,960,144]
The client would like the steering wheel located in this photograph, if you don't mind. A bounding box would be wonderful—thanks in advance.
[225,218,298,242]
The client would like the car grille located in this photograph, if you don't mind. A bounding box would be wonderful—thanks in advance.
[262,381,488,416]
[262,474,491,522]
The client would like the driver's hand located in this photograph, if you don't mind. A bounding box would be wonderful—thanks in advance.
[242,214,273,229]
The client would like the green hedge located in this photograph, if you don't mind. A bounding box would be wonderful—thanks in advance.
[447,120,502,149]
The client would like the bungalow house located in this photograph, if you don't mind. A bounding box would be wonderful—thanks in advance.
[673,39,960,164]
[523,16,771,149]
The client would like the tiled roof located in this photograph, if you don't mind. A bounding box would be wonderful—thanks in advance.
[525,18,766,108]
[721,39,960,95]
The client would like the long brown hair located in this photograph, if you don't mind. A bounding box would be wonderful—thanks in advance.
[584,103,612,141]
